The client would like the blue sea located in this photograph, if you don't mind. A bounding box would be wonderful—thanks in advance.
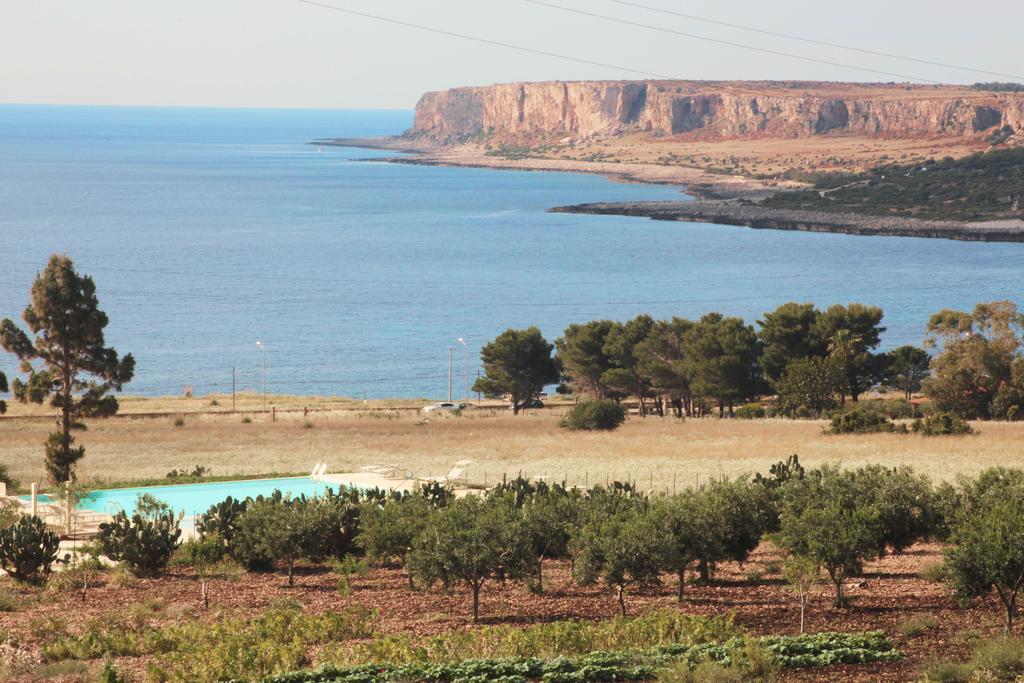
[2,104,1023,399]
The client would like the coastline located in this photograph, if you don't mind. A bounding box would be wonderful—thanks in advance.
[320,137,1024,243]
[316,136,781,200]
[549,201,1024,243]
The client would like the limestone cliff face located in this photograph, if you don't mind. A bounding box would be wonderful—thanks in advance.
[409,81,1024,143]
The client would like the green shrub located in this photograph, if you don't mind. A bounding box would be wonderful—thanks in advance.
[924,635,1024,682]
[290,631,898,682]
[173,534,225,567]
[330,555,370,596]
[921,562,950,583]
[0,500,21,529]
[733,403,767,420]
[879,398,915,419]
[920,659,972,682]
[341,611,742,666]
[827,407,899,434]
[230,497,338,583]
[197,495,248,546]
[562,400,627,431]
[897,615,939,637]
[0,464,19,493]
[913,412,973,436]
[97,512,182,577]
[968,636,1024,678]
[166,465,211,480]
[0,586,20,611]
[147,605,376,681]
[134,493,172,520]
[0,515,65,584]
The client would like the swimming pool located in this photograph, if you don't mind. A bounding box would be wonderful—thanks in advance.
[26,476,341,521]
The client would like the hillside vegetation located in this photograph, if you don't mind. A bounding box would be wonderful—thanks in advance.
[762,148,1024,221]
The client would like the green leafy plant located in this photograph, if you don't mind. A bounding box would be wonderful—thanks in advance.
[409,495,532,621]
[913,412,974,436]
[330,555,370,597]
[827,406,900,434]
[562,399,628,431]
[134,493,173,520]
[97,511,182,577]
[0,515,66,584]
[733,403,767,420]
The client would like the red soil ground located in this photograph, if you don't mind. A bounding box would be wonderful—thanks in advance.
[0,542,1007,681]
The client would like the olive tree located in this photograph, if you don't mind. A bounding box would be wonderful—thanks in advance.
[570,505,664,616]
[408,495,530,621]
[0,255,134,483]
[231,498,315,585]
[780,467,881,607]
[946,495,1024,633]
[516,488,578,593]
[781,502,878,608]
[652,494,704,601]
[358,494,433,589]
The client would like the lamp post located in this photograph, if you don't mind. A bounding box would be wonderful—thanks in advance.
[255,341,266,412]
[447,348,453,403]
[457,337,469,405]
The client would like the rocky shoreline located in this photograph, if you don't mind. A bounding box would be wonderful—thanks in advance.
[320,137,1024,243]
[549,201,1024,243]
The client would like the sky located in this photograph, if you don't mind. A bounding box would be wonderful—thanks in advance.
[2,0,1022,109]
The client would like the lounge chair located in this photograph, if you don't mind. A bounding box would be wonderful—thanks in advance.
[424,467,466,484]
[360,463,409,479]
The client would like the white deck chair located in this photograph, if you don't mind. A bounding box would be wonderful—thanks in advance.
[425,467,466,484]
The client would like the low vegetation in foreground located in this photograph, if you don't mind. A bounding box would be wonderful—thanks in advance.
[5,458,1024,679]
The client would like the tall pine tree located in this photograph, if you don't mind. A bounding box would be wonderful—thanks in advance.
[1,255,134,483]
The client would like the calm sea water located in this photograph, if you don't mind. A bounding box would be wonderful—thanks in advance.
[2,104,1023,399]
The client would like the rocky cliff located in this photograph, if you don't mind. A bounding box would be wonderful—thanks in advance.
[409,81,1024,143]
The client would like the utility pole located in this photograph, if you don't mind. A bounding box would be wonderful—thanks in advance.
[447,348,453,403]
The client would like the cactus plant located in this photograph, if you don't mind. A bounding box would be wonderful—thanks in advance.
[97,511,182,577]
[0,515,65,584]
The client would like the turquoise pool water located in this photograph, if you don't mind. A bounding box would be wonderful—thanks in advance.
[25,476,340,520]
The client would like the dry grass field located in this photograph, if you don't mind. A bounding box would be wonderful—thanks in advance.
[3,394,1024,492]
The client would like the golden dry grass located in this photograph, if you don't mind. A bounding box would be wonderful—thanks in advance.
[3,396,1024,492]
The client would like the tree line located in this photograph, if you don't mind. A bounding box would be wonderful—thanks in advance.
[472,300,1024,421]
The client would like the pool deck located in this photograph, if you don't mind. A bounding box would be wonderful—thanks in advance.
[1,469,476,543]
[319,471,419,492]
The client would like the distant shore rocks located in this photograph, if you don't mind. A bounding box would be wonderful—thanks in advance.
[549,201,1024,243]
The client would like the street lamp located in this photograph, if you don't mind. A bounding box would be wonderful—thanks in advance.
[457,337,469,405]
[255,341,266,412]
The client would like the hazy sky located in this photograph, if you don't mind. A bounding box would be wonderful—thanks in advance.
[3,0,1022,109]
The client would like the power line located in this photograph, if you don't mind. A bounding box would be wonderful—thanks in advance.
[522,0,939,84]
[607,0,1024,83]
[292,0,675,80]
